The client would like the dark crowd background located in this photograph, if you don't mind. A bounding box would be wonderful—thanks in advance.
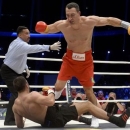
[0,0,130,107]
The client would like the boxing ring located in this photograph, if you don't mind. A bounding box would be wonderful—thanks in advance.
[0,55,130,130]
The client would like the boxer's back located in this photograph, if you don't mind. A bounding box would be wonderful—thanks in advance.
[13,91,48,124]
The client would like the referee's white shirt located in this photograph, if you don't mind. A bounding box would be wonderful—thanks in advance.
[4,37,50,74]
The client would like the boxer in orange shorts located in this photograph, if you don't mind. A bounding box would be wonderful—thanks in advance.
[35,2,130,128]
[58,49,94,87]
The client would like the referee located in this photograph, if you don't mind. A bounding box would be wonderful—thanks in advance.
[0,26,61,125]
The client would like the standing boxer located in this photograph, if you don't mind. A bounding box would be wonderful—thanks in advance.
[35,2,130,127]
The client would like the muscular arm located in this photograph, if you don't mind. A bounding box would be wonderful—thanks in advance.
[13,106,25,128]
[102,102,108,110]
[35,20,63,34]
[87,15,122,27]
[31,91,55,106]
[116,102,125,111]
[47,20,62,33]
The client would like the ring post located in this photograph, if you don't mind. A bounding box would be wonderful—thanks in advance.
[66,80,72,103]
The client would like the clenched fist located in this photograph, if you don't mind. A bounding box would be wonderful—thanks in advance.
[42,86,55,96]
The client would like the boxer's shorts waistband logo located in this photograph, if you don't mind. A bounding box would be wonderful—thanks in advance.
[72,53,85,61]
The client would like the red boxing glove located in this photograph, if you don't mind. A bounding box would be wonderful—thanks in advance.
[42,86,54,96]
[42,91,48,96]
[35,21,48,33]
[128,26,130,35]
[42,86,49,96]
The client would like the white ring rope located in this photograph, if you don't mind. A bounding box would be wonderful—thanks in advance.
[72,100,130,103]
[0,56,129,104]
[0,99,130,105]
[0,84,130,104]
[0,101,68,104]
[0,55,130,64]
[0,85,130,89]
[26,70,130,75]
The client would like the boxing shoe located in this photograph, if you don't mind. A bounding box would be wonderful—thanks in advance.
[109,107,130,128]
[79,116,91,125]
[90,116,99,128]
[118,107,130,127]
[4,121,16,126]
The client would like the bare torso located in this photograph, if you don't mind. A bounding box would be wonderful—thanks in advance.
[13,92,47,125]
[57,16,94,53]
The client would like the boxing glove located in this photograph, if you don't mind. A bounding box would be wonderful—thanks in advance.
[42,86,54,96]
[128,26,130,35]
[35,21,48,33]
[121,21,130,35]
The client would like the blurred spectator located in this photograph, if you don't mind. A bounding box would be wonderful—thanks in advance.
[117,103,126,114]
[60,88,66,100]
[102,92,124,115]
[105,92,109,99]
[71,88,77,99]
[0,90,8,108]
[74,93,87,100]
[94,92,97,97]
[81,94,87,100]
[74,91,102,110]
[61,88,66,96]
[97,90,106,105]
[0,91,1,100]
[126,101,130,108]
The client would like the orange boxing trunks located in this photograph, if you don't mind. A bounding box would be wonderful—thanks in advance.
[57,49,95,87]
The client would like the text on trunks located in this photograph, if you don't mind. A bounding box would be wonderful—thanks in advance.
[72,53,85,61]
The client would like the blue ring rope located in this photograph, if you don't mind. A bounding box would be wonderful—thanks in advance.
[0,30,127,38]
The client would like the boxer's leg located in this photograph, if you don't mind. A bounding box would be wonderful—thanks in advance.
[55,52,72,100]
[82,86,99,127]
[83,87,97,105]
[77,53,99,127]
[78,75,99,127]
[83,86,99,128]
[55,80,67,99]
[73,101,130,128]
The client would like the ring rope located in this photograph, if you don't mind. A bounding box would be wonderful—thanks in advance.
[0,55,130,64]
[0,56,129,104]
[72,100,130,103]
[0,101,68,104]
[22,70,130,75]
[0,85,130,89]
[0,99,130,105]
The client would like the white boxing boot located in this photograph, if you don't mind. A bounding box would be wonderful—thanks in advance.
[55,88,64,99]
[90,116,99,128]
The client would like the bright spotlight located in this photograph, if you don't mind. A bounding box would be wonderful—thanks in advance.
[108,51,110,54]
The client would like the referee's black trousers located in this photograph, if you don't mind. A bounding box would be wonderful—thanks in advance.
[0,64,22,123]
